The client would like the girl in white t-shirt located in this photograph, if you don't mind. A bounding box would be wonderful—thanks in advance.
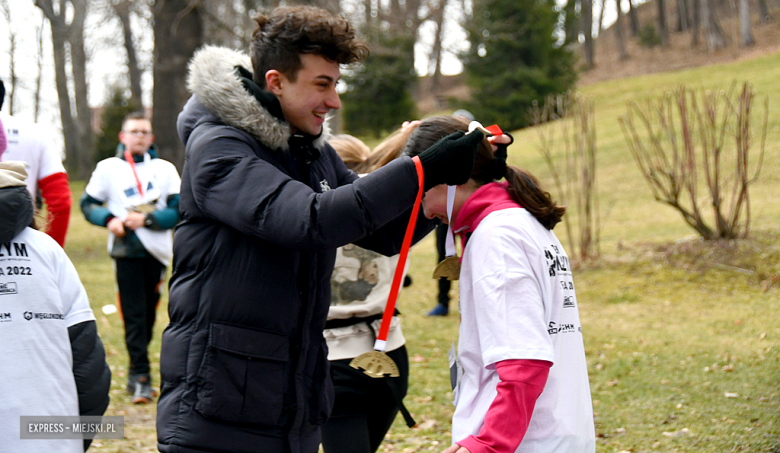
[405,116,596,453]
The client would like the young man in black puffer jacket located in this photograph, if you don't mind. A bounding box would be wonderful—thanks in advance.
[157,6,484,453]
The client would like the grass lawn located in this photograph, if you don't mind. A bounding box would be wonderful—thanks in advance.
[67,51,780,452]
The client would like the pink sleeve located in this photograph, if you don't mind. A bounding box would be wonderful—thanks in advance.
[456,359,551,453]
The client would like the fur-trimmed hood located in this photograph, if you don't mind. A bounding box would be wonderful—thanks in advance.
[184,45,329,152]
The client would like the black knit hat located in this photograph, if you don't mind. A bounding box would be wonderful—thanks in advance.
[0,77,4,111]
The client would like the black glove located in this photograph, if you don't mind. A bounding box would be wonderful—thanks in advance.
[417,130,485,191]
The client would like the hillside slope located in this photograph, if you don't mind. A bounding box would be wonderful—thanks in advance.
[580,0,780,85]
[509,50,780,252]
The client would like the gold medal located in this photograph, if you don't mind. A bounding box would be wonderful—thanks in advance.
[352,157,424,379]
[349,351,401,378]
[132,203,157,214]
[433,255,461,280]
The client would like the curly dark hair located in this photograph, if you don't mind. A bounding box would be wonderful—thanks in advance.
[250,6,369,88]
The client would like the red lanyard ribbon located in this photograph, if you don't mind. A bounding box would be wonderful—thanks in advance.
[124,150,144,197]
[374,156,424,351]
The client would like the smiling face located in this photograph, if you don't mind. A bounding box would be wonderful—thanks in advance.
[266,53,342,136]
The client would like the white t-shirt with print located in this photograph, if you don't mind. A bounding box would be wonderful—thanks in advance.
[0,113,66,200]
[85,154,181,266]
[452,208,595,453]
[0,228,96,453]
[325,245,406,360]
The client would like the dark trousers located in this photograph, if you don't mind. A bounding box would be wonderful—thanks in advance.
[321,346,409,453]
[436,223,451,306]
[115,255,165,377]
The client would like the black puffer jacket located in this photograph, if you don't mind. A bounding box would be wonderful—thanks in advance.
[157,46,433,453]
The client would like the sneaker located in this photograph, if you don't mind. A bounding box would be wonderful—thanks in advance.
[427,303,449,317]
[126,374,142,395]
[132,375,154,404]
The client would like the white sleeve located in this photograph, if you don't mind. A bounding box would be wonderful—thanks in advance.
[85,161,110,202]
[56,248,96,328]
[165,161,181,196]
[35,127,66,180]
[471,235,555,368]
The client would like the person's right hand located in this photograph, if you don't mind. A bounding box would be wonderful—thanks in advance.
[417,130,484,191]
[108,217,126,237]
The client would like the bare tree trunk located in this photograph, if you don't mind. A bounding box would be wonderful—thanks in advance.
[429,0,448,95]
[152,0,204,171]
[363,0,371,26]
[628,0,639,36]
[597,0,606,36]
[739,0,755,46]
[381,0,426,74]
[35,0,93,179]
[113,0,144,102]
[677,0,688,32]
[616,0,629,60]
[582,0,595,69]
[69,0,95,177]
[756,0,769,23]
[658,0,669,45]
[1,0,17,114]
[34,15,45,122]
[700,0,726,50]
[692,0,700,46]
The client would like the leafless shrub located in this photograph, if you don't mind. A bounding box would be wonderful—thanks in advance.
[618,82,767,240]
[531,91,601,263]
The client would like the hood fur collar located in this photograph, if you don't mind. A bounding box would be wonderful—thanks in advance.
[186,45,330,151]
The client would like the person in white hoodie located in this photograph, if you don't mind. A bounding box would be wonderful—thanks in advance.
[0,161,111,453]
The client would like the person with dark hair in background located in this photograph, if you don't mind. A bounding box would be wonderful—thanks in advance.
[157,5,483,453]
[0,161,111,453]
[0,78,72,247]
[405,116,596,453]
[81,112,181,405]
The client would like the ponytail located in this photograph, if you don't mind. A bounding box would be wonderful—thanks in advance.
[504,166,566,230]
[402,115,566,229]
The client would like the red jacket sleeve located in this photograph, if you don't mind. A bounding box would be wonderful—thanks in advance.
[456,359,552,453]
[39,171,72,247]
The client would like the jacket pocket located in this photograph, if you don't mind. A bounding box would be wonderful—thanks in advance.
[195,322,289,426]
[308,340,334,425]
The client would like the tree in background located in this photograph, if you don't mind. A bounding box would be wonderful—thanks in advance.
[460,0,577,131]
[581,0,595,68]
[110,0,144,102]
[657,0,669,45]
[739,0,755,47]
[35,0,94,180]
[615,0,629,60]
[0,0,18,114]
[699,0,726,50]
[531,92,600,263]
[341,27,417,138]
[619,83,767,240]
[152,0,203,171]
[95,86,141,164]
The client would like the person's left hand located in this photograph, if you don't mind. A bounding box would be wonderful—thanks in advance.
[402,120,421,132]
[442,444,471,453]
[124,211,146,230]
[488,133,512,152]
